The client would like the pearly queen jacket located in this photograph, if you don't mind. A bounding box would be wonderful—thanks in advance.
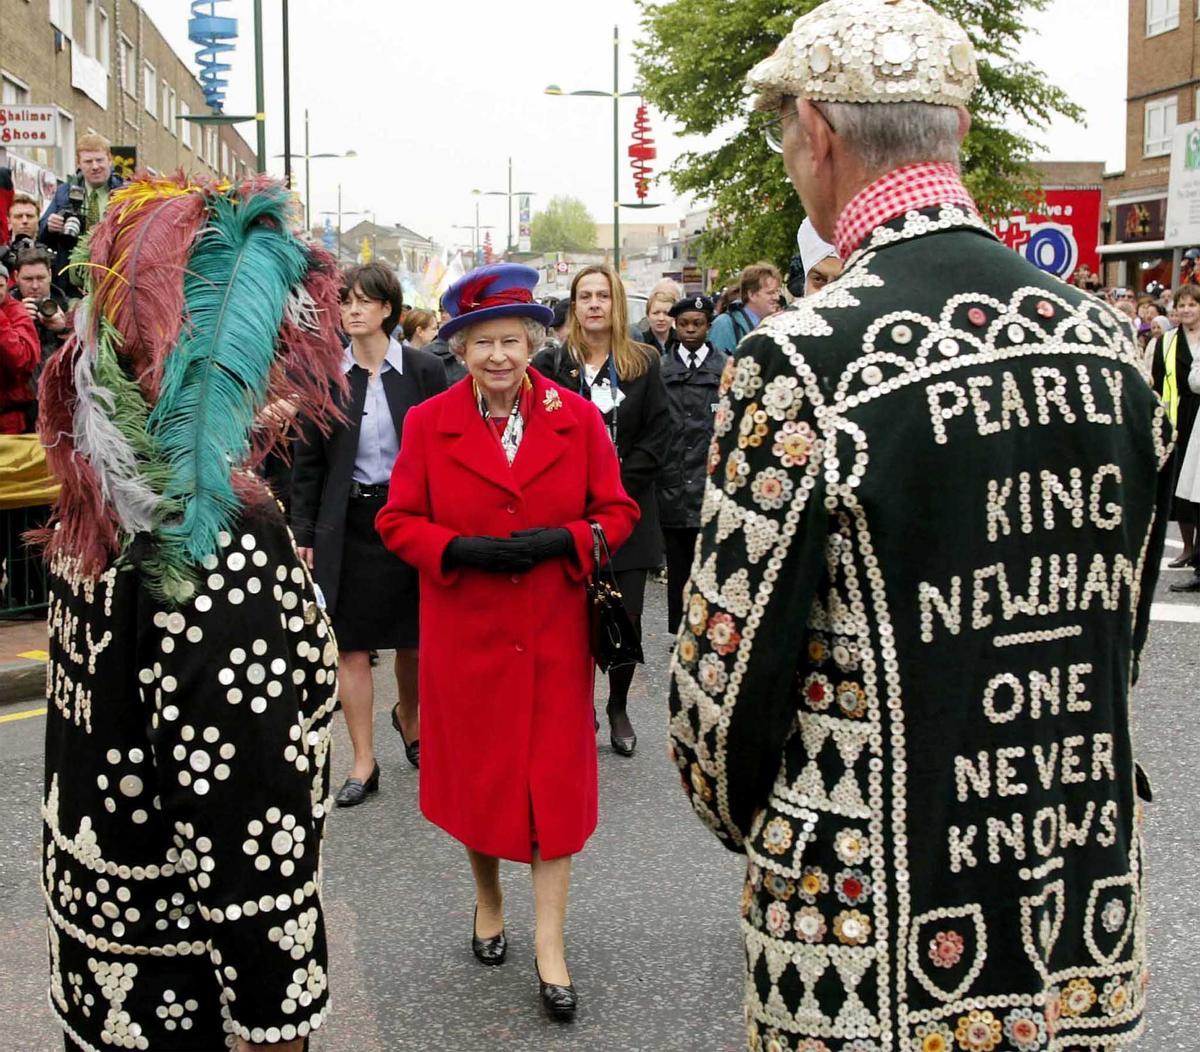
[668,204,1173,1051]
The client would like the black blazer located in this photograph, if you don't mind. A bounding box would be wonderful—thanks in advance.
[291,344,447,613]
[531,343,671,570]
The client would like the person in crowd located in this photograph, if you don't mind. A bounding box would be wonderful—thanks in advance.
[548,297,570,347]
[1150,284,1200,567]
[0,262,39,433]
[658,294,728,634]
[796,216,843,295]
[11,247,69,419]
[292,262,447,805]
[669,3,1167,1050]
[39,135,124,301]
[1,192,48,275]
[37,174,345,1052]
[403,307,439,350]
[375,263,638,1020]
[708,261,783,353]
[1110,287,1137,321]
[1172,344,1200,591]
[422,330,469,386]
[640,278,683,353]
[533,264,670,757]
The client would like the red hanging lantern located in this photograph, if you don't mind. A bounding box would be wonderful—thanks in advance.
[483,231,494,264]
[628,100,656,201]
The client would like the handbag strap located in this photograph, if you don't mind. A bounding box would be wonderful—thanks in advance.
[588,520,619,585]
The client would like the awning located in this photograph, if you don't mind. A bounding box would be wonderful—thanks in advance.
[1096,241,1169,255]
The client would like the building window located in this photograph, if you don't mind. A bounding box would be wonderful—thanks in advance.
[179,100,191,149]
[1147,0,1180,35]
[119,36,135,97]
[49,0,73,36]
[1,71,32,105]
[57,110,76,178]
[143,63,157,117]
[98,8,109,69]
[221,143,229,177]
[1144,96,1178,156]
[83,0,96,56]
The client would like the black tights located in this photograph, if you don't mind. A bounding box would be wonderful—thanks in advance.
[606,615,641,712]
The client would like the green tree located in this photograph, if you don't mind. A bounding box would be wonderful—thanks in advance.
[636,0,1083,282]
[530,196,599,253]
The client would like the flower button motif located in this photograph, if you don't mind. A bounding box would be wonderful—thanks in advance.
[835,868,870,906]
[967,307,987,327]
[765,900,791,937]
[1100,897,1126,933]
[913,1023,954,1052]
[1003,1007,1047,1052]
[798,865,829,902]
[803,672,832,712]
[686,594,709,634]
[762,816,794,856]
[706,612,741,656]
[773,420,815,468]
[834,827,870,865]
[1061,977,1097,1017]
[794,905,827,943]
[928,928,964,968]
[836,681,868,718]
[954,1009,1002,1052]
[832,908,871,945]
[764,872,795,901]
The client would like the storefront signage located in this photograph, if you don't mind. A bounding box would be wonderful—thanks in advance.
[0,106,58,146]
[994,188,1102,280]
[1165,120,1200,247]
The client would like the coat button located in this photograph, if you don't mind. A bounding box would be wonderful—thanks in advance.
[506,503,517,514]
[511,574,520,584]
[967,307,987,327]
[515,642,525,652]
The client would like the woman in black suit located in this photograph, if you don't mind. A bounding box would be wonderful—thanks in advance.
[292,263,447,805]
[532,264,671,758]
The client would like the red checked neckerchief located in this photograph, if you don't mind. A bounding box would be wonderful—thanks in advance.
[833,161,980,262]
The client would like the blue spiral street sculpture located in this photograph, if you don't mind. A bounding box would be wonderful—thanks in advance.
[188,1,238,112]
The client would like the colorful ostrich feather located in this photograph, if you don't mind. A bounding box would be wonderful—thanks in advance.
[37,175,347,602]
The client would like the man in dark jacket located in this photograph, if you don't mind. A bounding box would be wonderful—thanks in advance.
[39,134,124,300]
[658,295,728,632]
[669,2,1170,1049]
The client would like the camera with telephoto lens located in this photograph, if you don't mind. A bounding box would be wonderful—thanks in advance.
[0,233,34,271]
[60,184,88,239]
[36,298,61,320]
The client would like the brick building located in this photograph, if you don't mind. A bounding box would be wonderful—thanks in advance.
[1100,0,1200,289]
[0,0,257,207]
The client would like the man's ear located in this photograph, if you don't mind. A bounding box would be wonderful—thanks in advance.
[956,105,971,143]
[795,98,832,170]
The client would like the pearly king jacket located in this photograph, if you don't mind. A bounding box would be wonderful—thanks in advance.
[42,509,338,1050]
[668,204,1172,1050]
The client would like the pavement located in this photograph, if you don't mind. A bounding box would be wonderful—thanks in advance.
[0,549,1197,1050]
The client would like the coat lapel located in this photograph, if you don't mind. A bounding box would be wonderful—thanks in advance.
[438,380,521,496]
[511,376,574,490]
[381,360,419,444]
[334,365,369,482]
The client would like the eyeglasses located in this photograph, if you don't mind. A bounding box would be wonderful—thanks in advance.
[763,113,790,154]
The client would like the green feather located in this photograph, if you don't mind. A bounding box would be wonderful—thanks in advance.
[148,186,310,565]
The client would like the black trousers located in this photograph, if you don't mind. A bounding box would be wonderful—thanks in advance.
[663,526,700,633]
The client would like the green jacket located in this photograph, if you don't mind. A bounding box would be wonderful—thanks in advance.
[669,203,1172,1050]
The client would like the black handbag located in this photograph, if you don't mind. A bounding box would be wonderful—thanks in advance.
[586,521,643,671]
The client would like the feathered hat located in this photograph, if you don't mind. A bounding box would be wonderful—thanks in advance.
[36,173,347,603]
[439,263,553,340]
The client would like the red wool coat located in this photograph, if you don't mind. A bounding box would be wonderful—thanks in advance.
[376,367,639,862]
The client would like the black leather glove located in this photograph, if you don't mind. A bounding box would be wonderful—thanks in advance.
[443,535,534,573]
[511,527,574,563]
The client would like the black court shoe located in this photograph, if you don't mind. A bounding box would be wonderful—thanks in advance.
[334,762,380,807]
[472,906,507,966]
[535,958,577,1020]
[607,705,637,757]
[391,704,419,768]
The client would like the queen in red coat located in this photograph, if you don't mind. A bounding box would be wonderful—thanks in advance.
[375,264,637,1019]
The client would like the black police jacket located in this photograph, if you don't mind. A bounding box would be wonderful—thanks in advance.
[658,342,729,528]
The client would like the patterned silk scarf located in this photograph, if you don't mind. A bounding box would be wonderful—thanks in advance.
[476,375,532,465]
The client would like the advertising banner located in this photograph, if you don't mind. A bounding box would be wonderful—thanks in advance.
[1165,120,1200,247]
[518,194,531,253]
[994,187,1102,281]
[0,106,57,147]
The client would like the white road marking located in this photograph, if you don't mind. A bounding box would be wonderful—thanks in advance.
[1150,602,1200,623]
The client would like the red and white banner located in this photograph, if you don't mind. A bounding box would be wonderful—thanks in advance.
[994,188,1102,282]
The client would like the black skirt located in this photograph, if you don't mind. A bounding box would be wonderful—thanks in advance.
[613,567,647,619]
[333,494,419,651]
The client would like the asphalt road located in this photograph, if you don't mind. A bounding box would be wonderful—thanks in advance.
[1,558,1196,1051]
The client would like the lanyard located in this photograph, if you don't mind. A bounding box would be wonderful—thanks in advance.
[578,353,620,450]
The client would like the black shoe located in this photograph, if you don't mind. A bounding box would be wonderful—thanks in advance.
[369,649,380,666]
[1169,576,1200,592]
[1168,552,1194,568]
[391,705,420,768]
[535,958,577,1020]
[607,705,637,757]
[472,905,507,966]
[334,762,380,807]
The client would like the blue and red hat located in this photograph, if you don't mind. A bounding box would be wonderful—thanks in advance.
[439,263,554,340]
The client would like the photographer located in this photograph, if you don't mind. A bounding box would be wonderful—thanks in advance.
[0,262,39,434]
[1,193,47,277]
[11,248,68,427]
[38,134,123,300]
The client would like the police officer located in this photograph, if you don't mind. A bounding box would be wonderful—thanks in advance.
[658,295,728,633]
[668,2,1170,1049]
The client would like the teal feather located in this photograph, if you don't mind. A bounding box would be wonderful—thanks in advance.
[148,187,310,566]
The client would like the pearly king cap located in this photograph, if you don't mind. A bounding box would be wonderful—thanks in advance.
[747,0,979,112]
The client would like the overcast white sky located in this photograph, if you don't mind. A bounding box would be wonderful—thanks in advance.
[139,0,1129,251]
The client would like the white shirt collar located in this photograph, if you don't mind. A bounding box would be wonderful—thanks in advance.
[343,337,406,376]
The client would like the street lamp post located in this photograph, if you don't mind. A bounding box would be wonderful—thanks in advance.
[545,25,659,272]
[452,201,495,267]
[274,110,356,232]
[473,156,534,257]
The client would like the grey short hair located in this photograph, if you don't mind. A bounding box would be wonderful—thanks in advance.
[818,101,962,173]
[448,315,547,355]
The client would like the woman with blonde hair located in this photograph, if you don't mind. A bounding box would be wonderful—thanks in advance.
[640,278,683,354]
[533,264,670,757]
[402,307,438,349]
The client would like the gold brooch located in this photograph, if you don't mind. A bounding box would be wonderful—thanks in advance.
[543,388,563,413]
